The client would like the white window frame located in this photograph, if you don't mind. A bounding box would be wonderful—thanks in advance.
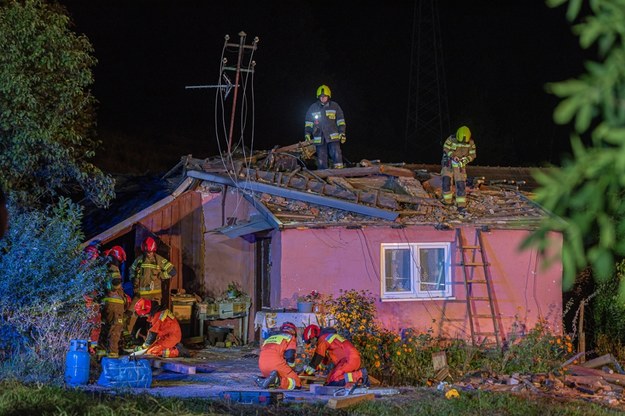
[380,242,452,300]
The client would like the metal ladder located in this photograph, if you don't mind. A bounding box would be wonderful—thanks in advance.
[456,228,500,349]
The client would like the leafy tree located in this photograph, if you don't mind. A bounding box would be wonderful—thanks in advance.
[0,197,107,381]
[0,0,114,208]
[524,0,625,293]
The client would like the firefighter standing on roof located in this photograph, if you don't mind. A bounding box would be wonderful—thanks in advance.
[256,322,302,390]
[302,325,369,386]
[441,125,476,211]
[128,237,176,342]
[304,84,347,170]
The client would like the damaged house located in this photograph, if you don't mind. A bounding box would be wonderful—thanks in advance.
[83,150,562,346]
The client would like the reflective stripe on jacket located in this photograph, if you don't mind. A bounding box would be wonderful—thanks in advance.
[304,100,346,144]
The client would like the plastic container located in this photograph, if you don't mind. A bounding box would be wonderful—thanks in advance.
[64,339,90,386]
[297,301,313,313]
[97,357,152,388]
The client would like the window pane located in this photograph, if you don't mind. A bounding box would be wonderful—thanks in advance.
[419,248,446,292]
[385,249,411,292]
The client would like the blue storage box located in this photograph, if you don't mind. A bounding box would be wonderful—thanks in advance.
[97,357,152,388]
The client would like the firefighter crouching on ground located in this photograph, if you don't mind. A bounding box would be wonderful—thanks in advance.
[304,84,347,170]
[441,125,476,212]
[302,324,369,387]
[256,322,302,390]
[127,237,176,342]
[134,298,188,358]
[100,246,130,358]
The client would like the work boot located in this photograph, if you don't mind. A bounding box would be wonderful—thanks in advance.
[360,368,370,387]
[175,342,191,358]
[457,206,467,215]
[256,370,279,389]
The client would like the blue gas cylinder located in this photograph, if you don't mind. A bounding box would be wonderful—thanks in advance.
[64,339,90,386]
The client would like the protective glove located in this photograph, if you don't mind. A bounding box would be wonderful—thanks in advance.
[302,365,316,376]
[451,160,460,168]
[304,133,312,142]
[339,133,347,144]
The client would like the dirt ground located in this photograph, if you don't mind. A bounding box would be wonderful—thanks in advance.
[83,345,625,413]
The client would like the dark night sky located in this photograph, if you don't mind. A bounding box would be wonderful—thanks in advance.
[58,1,588,173]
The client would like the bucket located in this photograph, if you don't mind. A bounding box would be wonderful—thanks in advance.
[297,301,313,313]
[64,339,90,386]
[207,326,232,345]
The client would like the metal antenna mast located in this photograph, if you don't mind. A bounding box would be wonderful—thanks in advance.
[404,0,449,162]
[185,31,258,156]
[224,31,258,155]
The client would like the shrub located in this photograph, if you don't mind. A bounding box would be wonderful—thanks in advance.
[592,259,625,361]
[323,289,574,385]
[0,198,107,382]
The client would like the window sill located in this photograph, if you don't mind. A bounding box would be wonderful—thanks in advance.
[380,297,456,302]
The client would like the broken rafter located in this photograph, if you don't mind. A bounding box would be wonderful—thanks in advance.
[313,165,414,179]
[187,170,399,221]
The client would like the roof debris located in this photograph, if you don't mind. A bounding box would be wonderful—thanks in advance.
[184,150,548,230]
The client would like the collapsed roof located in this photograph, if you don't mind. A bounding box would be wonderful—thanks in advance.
[82,147,552,241]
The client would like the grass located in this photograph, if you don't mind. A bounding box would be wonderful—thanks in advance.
[0,382,621,416]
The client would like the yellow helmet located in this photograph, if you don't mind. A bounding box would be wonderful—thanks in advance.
[456,126,471,142]
[316,84,332,98]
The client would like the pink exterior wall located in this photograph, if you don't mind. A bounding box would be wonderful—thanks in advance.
[277,226,562,342]
[200,188,256,301]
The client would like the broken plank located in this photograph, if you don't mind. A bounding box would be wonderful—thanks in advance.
[327,176,356,191]
[379,164,415,177]
[153,359,196,374]
[581,354,623,373]
[313,167,382,178]
[326,393,375,409]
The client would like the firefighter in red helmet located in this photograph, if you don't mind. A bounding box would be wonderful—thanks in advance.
[81,242,103,354]
[99,245,130,358]
[256,321,302,390]
[302,324,369,387]
[134,298,186,358]
[128,236,176,343]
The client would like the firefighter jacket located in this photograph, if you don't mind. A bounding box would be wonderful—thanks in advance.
[146,308,182,349]
[304,100,346,145]
[309,329,361,370]
[441,135,476,169]
[130,253,176,298]
[102,263,128,309]
[259,332,297,368]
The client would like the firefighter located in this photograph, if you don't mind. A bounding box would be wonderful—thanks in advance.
[128,236,176,342]
[256,322,302,390]
[134,298,185,358]
[100,246,130,358]
[302,324,369,387]
[441,125,476,213]
[81,243,103,354]
[304,84,347,170]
